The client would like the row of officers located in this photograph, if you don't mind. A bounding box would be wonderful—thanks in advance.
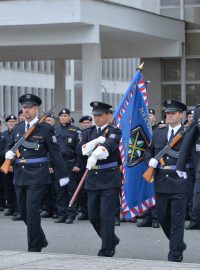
[1,93,200,262]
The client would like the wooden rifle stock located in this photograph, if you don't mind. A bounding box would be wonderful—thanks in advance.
[143,132,184,182]
[69,128,109,207]
[1,109,53,174]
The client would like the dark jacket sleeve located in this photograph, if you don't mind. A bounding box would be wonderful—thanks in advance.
[176,125,199,171]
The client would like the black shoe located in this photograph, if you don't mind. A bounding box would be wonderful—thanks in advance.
[4,209,14,216]
[152,222,160,228]
[77,213,88,221]
[137,220,152,227]
[130,217,137,223]
[0,205,4,211]
[65,217,74,224]
[42,239,48,248]
[98,250,115,257]
[41,212,53,218]
[185,222,199,230]
[11,214,22,221]
[115,218,120,226]
[112,236,120,251]
[168,254,183,262]
[52,213,58,219]
[54,217,65,223]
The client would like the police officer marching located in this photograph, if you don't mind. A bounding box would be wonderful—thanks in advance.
[144,100,188,262]
[80,101,122,257]
[5,94,69,252]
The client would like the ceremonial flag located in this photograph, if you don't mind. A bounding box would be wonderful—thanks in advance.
[114,66,155,220]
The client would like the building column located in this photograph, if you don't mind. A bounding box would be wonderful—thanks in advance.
[82,44,101,115]
[54,59,66,114]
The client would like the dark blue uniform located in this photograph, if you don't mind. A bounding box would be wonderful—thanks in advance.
[0,132,6,210]
[144,125,189,261]
[176,118,200,227]
[80,124,122,256]
[54,123,81,223]
[7,121,68,252]
[2,129,18,215]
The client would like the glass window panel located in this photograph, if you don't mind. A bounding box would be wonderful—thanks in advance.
[186,84,200,105]
[186,22,200,30]
[161,85,181,104]
[160,0,179,5]
[185,0,200,4]
[185,7,200,24]
[160,8,180,19]
[186,59,200,80]
[161,59,181,81]
[186,33,200,55]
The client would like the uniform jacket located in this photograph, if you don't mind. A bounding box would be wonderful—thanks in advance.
[176,124,200,193]
[144,125,189,194]
[80,124,122,190]
[6,121,68,186]
[55,123,81,167]
[0,132,6,165]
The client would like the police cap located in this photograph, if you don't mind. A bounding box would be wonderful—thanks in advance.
[47,113,55,119]
[58,108,70,116]
[79,115,92,123]
[5,114,17,122]
[149,109,155,115]
[19,94,42,106]
[186,109,195,116]
[90,101,112,115]
[163,100,187,113]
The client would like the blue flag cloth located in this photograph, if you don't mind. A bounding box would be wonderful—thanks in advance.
[114,69,155,220]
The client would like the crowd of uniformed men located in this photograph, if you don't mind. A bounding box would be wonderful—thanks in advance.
[0,93,200,261]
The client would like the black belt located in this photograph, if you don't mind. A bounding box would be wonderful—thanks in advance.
[15,157,48,164]
[92,162,118,170]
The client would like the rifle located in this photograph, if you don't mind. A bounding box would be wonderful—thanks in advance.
[1,108,54,174]
[69,128,109,207]
[143,129,185,182]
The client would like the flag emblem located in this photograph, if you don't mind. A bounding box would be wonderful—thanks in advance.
[127,126,150,167]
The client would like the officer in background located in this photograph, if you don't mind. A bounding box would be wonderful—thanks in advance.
[77,115,93,220]
[40,114,57,219]
[0,120,6,211]
[176,104,200,229]
[54,108,81,224]
[80,101,121,257]
[144,100,188,262]
[184,110,199,230]
[2,114,18,218]
[137,109,159,228]
[5,94,69,252]
[18,109,25,123]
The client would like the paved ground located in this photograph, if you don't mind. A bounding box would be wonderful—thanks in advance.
[0,211,200,269]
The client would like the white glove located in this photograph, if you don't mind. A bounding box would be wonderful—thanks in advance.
[86,155,97,170]
[59,177,70,187]
[148,158,159,168]
[176,170,187,179]
[82,136,106,156]
[86,146,109,170]
[5,150,16,160]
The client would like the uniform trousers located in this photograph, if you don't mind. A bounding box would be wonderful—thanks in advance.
[87,188,118,253]
[193,192,200,226]
[4,172,18,212]
[156,192,188,258]
[0,171,6,208]
[15,184,47,252]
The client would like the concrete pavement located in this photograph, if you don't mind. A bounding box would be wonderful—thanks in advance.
[1,250,200,270]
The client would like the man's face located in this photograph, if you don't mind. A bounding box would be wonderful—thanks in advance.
[7,119,17,131]
[93,113,110,127]
[80,120,92,129]
[22,104,39,121]
[18,113,25,123]
[45,117,55,126]
[149,114,156,126]
[165,111,183,127]
[59,114,70,125]
[187,114,194,125]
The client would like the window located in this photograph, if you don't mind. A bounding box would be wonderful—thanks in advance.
[186,58,200,80]
[186,84,200,105]
[161,84,181,104]
[186,33,200,55]
[161,59,181,81]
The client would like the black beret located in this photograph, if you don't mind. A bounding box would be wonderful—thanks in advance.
[58,108,70,116]
[186,109,195,116]
[47,113,55,119]
[90,101,112,115]
[163,100,187,113]
[19,94,42,106]
[79,115,92,123]
[149,109,155,115]
[5,114,17,122]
